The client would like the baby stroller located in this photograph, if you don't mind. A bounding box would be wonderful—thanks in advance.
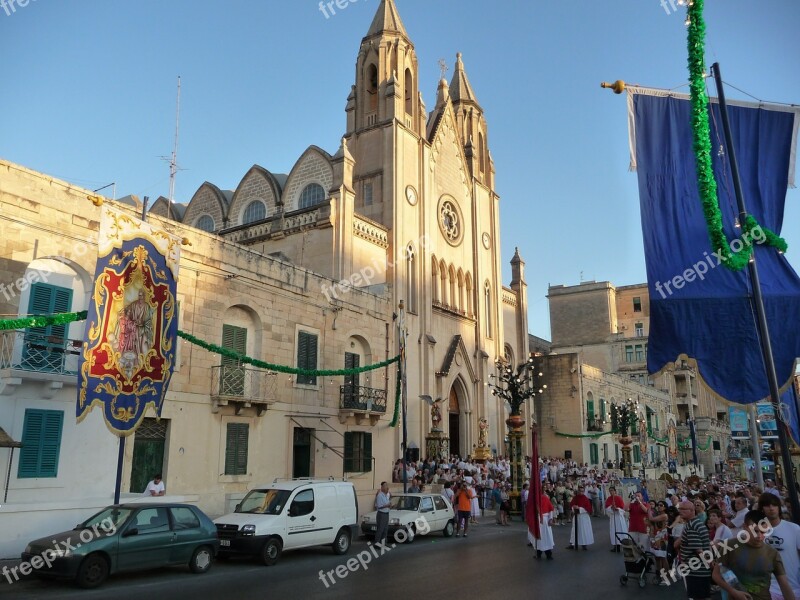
[616,532,657,588]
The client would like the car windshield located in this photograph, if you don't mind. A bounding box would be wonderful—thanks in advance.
[79,507,134,531]
[389,496,420,511]
[237,489,291,515]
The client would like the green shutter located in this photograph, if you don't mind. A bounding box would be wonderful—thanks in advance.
[589,443,598,465]
[297,332,318,385]
[225,423,248,475]
[586,400,594,421]
[18,409,63,478]
[633,446,641,462]
[221,325,247,365]
[344,432,354,472]
[362,433,372,472]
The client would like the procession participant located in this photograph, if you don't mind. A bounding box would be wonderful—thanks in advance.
[528,490,556,560]
[628,491,651,551]
[567,485,594,550]
[604,486,627,552]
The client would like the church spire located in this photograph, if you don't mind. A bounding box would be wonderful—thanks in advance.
[366,0,408,38]
[449,52,480,108]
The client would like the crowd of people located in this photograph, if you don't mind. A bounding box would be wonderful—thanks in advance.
[527,456,800,600]
[383,454,800,599]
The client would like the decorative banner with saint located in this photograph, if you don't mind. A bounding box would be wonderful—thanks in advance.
[77,205,180,436]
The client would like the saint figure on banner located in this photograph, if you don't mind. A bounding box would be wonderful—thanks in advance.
[113,287,154,378]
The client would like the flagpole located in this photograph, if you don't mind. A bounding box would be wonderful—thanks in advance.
[398,301,408,494]
[114,437,125,504]
[711,62,800,524]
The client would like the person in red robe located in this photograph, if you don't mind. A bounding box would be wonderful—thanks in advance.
[604,486,628,552]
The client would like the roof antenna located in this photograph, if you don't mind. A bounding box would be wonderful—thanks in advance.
[161,76,182,207]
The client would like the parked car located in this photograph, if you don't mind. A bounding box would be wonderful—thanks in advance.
[360,493,455,541]
[21,503,219,589]
[213,478,358,565]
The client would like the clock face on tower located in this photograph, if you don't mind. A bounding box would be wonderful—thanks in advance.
[405,185,417,206]
[482,232,491,249]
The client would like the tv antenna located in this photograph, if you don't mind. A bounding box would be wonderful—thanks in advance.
[161,76,182,205]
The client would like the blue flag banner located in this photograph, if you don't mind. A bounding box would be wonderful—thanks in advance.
[77,206,181,436]
[629,87,800,403]
[780,384,800,446]
[728,406,749,440]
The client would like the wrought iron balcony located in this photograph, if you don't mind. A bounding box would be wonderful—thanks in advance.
[210,364,277,415]
[586,417,607,432]
[0,330,82,377]
[339,384,386,425]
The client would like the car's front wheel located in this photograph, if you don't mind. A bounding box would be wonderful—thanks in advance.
[189,545,213,574]
[332,528,351,555]
[76,554,109,589]
[261,538,282,566]
[443,520,455,537]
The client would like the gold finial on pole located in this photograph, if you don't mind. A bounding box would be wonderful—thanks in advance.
[181,238,192,246]
[600,80,626,94]
[87,194,104,206]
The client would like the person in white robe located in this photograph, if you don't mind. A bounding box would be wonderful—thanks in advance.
[528,492,556,560]
[567,486,594,550]
[604,486,628,552]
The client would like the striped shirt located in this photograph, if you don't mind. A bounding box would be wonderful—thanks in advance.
[680,516,712,576]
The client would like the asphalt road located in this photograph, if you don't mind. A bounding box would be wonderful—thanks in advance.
[2,515,690,600]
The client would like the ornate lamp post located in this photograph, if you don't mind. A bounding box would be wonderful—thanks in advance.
[610,397,640,478]
[488,356,546,514]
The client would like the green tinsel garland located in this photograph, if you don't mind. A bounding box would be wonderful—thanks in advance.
[687,0,787,270]
[0,311,399,376]
[0,310,88,331]
[176,330,398,376]
[389,368,401,427]
[555,430,615,439]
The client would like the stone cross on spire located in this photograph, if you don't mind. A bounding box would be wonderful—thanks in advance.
[438,58,448,81]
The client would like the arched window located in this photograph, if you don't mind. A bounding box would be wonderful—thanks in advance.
[406,245,417,314]
[484,281,492,338]
[431,257,439,304]
[404,68,413,115]
[457,269,464,314]
[440,260,448,307]
[196,215,215,232]
[299,183,326,209]
[479,132,486,174]
[465,273,473,316]
[367,64,378,112]
[242,200,266,224]
[448,265,456,311]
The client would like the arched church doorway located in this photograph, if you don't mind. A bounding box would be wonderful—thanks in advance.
[448,386,460,457]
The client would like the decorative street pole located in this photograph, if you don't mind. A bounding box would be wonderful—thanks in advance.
[488,356,546,514]
[611,397,640,478]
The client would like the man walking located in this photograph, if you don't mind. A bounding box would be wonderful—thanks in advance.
[605,486,628,552]
[678,500,712,600]
[374,482,391,545]
[567,485,594,550]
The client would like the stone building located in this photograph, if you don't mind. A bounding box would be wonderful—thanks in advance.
[534,352,671,470]
[546,280,732,473]
[0,0,530,555]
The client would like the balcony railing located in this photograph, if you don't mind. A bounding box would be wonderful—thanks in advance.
[586,417,607,432]
[0,330,82,376]
[210,364,277,413]
[339,384,387,413]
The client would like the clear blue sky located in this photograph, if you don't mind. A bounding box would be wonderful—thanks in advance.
[2,0,798,339]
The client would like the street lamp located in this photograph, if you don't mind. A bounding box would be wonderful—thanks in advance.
[610,397,640,478]
[487,356,546,514]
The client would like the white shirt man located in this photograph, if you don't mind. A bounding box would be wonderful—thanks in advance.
[144,475,165,496]
[759,493,800,600]
[728,496,749,535]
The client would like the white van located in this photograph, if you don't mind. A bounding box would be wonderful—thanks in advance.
[213,478,358,565]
